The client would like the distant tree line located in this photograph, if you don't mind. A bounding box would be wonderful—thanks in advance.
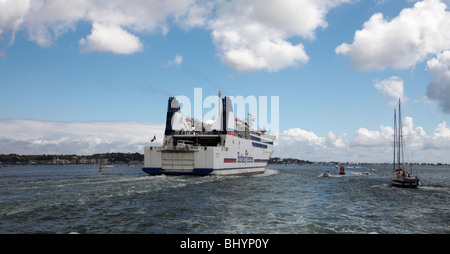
[268,157,313,165]
[0,153,144,165]
[2,154,445,166]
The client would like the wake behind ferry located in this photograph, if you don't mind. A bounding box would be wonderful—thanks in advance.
[142,92,275,176]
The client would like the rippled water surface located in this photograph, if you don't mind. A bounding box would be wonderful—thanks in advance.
[0,164,448,233]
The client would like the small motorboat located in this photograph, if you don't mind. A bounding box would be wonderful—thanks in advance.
[321,171,331,177]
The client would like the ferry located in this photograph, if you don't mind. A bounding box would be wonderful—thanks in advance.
[142,92,275,176]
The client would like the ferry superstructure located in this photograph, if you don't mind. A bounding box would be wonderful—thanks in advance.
[142,92,275,176]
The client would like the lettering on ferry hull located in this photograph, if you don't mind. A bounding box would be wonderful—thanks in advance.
[237,151,253,163]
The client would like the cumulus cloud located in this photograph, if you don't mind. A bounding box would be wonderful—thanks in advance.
[0,0,30,43]
[210,0,351,72]
[0,0,200,51]
[374,76,407,105]
[350,125,393,147]
[428,121,450,149]
[335,0,450,114]
[79,23,143,54]
[336,0,450,70]
[0,119,164,155]
[426,50,450,113]
[174,1,213,30]
[273,118,450,163]
[0,0,351,71]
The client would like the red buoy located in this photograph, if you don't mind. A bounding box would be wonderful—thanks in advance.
[339,166,345,175]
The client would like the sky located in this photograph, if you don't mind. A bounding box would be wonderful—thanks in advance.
[1,0,450,163]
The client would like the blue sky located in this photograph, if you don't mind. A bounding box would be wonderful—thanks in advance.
[1,0,450,162]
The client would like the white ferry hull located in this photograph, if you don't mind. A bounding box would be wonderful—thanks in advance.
[143,133,272,176]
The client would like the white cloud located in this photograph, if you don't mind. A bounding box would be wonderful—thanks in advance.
[163,54,183,68]
[274,118,450,163]
[174,1,213,30]
[0,119,164,155]
[0,0,198,52]
[210,0,351,72]
[0,0,31,43]
[350,125,393,147]
[374,76,407,105]
[79,23,143,54]
[335,0,450,114]
[336,0,450,70]
[426,50,450,113]
[0,0,351,71]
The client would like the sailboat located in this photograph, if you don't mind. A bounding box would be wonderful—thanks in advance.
[391,99,419,188]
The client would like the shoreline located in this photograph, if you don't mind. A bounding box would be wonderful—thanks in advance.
[1,153,448,166]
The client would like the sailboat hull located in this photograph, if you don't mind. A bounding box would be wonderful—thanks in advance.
[392,178,420,188]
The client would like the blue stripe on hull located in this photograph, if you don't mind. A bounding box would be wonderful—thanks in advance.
[142,167,214,175]
[142,167,163,175]
[142,166,265,176]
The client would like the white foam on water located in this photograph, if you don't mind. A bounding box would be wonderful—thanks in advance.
[259,168,279,177]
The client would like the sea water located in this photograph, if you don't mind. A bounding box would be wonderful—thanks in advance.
[0,164,448,234]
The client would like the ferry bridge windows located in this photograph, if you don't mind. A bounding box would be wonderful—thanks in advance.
[252,142,267,149]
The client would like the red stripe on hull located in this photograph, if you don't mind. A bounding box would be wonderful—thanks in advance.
[226,131,238,137]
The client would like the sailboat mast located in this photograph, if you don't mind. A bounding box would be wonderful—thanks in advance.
[393,109,397,172]
[398,98,404,169]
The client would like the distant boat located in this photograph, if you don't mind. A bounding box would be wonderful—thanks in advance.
[391,99,419,188]
[321,171,331,177]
